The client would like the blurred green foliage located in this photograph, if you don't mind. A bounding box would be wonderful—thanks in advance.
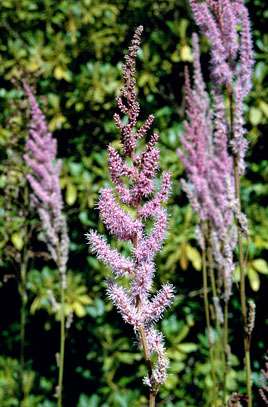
[0,0,267,406]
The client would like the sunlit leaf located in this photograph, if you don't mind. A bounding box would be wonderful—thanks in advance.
[247,267,260,291]
[66,183,77,205]
[252,258,268,274]
[11,232,23,251]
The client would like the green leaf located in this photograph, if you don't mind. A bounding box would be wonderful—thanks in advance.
[259,100,268,118]
[164,373,179,390]
[66,183,77,205]
[248,268,260,291]
[180,44,193,62]
[252,259,268,274]
[116,352,142,364]
[177,342,198,353]
[249,107,262,126]
[72,302,86,317]
[11,232,23,251]
[186,244,201,271]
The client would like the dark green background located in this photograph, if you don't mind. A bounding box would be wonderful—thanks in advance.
[0,0,267,406]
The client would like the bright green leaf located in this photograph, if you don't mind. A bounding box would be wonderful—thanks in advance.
[177,342,198,353]
[248,267,260,291]
[249,107,262,126]
[72,302,86,318]
[11,232,24,251]
[66,183,77,205]
[252,258,268,274]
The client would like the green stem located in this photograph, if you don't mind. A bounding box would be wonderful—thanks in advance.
[130,146,156,407]
[201,223,217,407]
[18,263,27,405]
[57,278,65,407]
[207,224,221,334]
[207,224,226,402]
[234,159,252,407]
[228,86,252,406]
[149,392,156,407]
[18,184,29,405]
[223,298,229,405]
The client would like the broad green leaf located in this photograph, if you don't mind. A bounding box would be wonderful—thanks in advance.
[164,373,179,390]
[72,302,86,318]
[252,258,268,274]
[248,267,260,291]
[259,100,268,118]
[11,232,23,251]
[77,295,92,305]
[170,361,185,373]
[180,242,188,270]
[186,244,201,271]
[249,106,262,126]
[180,44,192,62]
[66,183,77,205]
[177,342,198,353]
[116,352,142,364]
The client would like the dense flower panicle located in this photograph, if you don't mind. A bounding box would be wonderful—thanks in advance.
[145,284,175,323]
[86,231,134,277]
[143,328,169,389]
[140,172,172,219]
[130,262,155,297]
[87,26,174,392]
[98,188,142,241]
[238,6,254,97]
[24,82,69,287]
[189,0,254,176]
[134,209,168,263]
[230,80,249,175]
[107,282,140,328]
[178,34,237,301]
[259,355,268,405]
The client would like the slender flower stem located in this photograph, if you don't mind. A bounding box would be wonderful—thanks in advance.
[57,278,65,407]
[18,185,29,405]
[18,263,27,404]
[207,224,221,334]
[149,393,156,407]
[131,151,155,407]
[207,224,226,402]
[223,292,229,404]
[229,88,252,407]
[201,222,217,407]
[234,158,252,407]
[56,239,66,407]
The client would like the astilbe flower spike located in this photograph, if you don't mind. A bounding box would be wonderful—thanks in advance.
[178,34,236,302]
[189,0,254,175]
[183,1,254,404]
[23,82,69,286]
[86,26,174,405]
[23,82,69,407]
[259,354,268,405]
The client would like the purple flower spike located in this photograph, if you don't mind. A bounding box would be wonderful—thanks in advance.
[86,26,174,395]
[178,34,237,300]
[24,83,69,287]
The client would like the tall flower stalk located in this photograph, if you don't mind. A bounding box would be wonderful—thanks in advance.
[86,26,174,407]
[23,83,69,407]
[178,34,235,405]
[180,0,254,404]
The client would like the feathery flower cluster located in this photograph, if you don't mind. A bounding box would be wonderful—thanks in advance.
[24,82,69,287]
[259,354,268,405]
[86,26,174,394]
[190,0,254,175]
[178,34,236,301]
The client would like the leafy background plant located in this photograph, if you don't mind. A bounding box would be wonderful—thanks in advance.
[0,0,267,406]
